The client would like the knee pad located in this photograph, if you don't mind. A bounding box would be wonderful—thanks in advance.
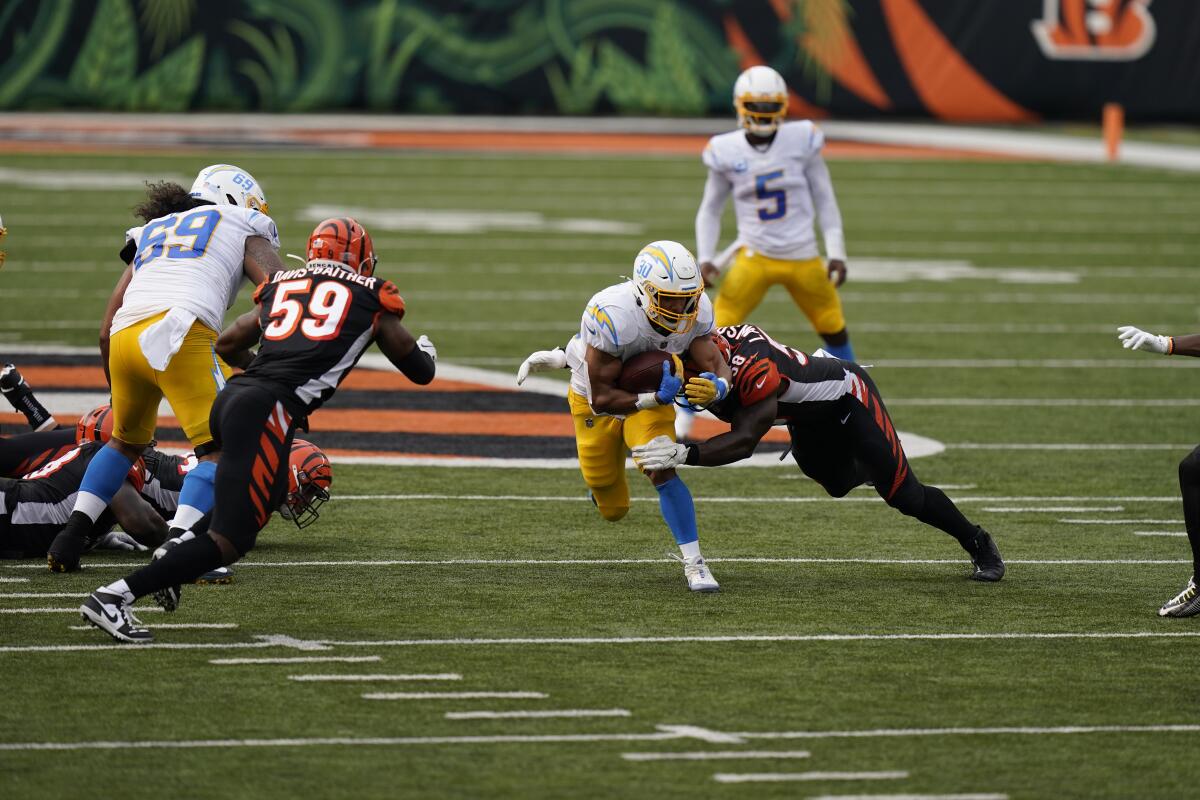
[589,486,629,522]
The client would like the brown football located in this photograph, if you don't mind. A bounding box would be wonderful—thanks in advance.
[618,350,675,393]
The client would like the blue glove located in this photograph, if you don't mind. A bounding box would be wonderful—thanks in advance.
[654,361,683,405]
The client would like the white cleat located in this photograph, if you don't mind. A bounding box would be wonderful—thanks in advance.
[80,588,152,643]
[670,553,720,593]
[1159,575,1200,618]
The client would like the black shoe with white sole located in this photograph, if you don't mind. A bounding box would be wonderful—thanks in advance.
[150,535,184,612]
[965,528,1005,582]
[80,588,152,643]
[1159,576,1200,618]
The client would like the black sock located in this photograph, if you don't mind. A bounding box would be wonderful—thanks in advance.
[911,485,979,545]
[126,535,224,599]
[4,386,54,431]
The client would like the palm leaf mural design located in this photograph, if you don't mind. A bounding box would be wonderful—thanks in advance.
[139,0,196,57]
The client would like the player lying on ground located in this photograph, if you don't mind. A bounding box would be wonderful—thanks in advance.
[48,165,285,573]
[80,217,436,643]
[630,325,1006,583]
[1118,324,1200,617]
[518,240,732,592]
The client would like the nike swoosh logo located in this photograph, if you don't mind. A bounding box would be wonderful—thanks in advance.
[103,606,121,625]
[754,378,767,389]
[840,412,851,424]
[585,325,597,335]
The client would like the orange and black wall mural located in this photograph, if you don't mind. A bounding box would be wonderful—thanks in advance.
[1,0,1196,121]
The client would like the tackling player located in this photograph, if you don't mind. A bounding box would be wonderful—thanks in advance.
[80,217,436,643]
[631,325,1005,583]
[695,66,854,362]
[1118,324,1200,616]
[48,165,285,573]
[517,241,732,592]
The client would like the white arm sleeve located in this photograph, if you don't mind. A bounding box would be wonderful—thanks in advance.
[805,153,846,261]
[694,169,732,265]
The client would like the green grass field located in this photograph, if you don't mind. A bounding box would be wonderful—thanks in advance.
[3,146,1200,799]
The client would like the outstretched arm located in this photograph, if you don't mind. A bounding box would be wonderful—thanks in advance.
[100,264,133,386]
[376,313,436,385]
[632,394,779,471]
[805,152,847,287]
[1118,325,1200,358]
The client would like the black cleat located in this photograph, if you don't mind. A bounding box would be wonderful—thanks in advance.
[0,363,56,431]
[80,588,152,643]
[966,528,1005,582]
[47,529,89,573]
[194,567,233,585]
[150,536,184,611]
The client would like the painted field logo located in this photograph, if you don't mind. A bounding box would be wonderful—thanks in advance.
[1032,0,1155,60]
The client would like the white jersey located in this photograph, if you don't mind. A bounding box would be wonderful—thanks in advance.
[111,205,280,335]
[697,120,844,263]
[564,281,715,408]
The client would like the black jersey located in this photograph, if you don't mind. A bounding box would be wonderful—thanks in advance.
[710,324,862,424]
[242,264,405,414]
[0,428,77,479]
[0,442,139,557]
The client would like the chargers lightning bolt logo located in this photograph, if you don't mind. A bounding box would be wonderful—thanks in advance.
[586,304,619,347]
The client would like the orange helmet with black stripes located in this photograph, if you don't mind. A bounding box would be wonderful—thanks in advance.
[76,404,114,445]
[306,217,377,277]
[280,438,333,529]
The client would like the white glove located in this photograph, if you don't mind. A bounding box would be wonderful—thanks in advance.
[1117,325,1171,355]
[94,531,149,552]
[416,334,437,362]
[516,347,567,385]
[631,434,690,471]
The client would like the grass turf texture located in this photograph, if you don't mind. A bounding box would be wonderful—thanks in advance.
[2,149,1200,798]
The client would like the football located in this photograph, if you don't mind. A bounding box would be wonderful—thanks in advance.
[618,350,675,393]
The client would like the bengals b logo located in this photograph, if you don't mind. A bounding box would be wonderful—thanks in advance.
[1032,0,1155,60]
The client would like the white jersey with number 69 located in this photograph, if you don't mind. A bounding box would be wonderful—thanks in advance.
[111,205,280,336]
[699,120,843,263]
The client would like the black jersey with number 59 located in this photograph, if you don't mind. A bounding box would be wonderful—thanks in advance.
[243,264,406,415]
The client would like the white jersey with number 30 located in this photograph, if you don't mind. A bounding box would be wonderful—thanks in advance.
[111,205,280,336]
[564,280,714,407]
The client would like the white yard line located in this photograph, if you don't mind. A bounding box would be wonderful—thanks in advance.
[68,623,237,631]
[980,507,1123,513]
[0,607,164,615]
[5,556,1187,572]
[0,592,87,599]
[363,691,547,700]
[289,674,461,682]
[712,771,908,784]
[211,656,382,665]
[0,722,1196,753]
[0,577,30,583]
[448,709,631,720]
[887,398,1200,408]
[951,444,1192,451]
[622,750,810,761]
[1060,520,1182,525]
[1133,531,1187,537]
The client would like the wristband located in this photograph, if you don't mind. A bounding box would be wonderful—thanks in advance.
[635,392,661,410]
[1168,337,1175,355]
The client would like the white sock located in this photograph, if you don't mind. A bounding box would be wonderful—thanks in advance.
[102,579,135,604]
[74,492,109,523]
[169,505,205,532]
[678,540,702,560]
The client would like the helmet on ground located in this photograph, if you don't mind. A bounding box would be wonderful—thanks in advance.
[279,439,333,529]
[76,404,114,445]
[189,164,269,215]
[733,66,788,137]
[631,240,704,336]
[305,217,378,277]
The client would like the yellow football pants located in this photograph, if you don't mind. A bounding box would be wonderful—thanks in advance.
[713,249,846,334]
[567,389,676,522]
[108,312,233,447]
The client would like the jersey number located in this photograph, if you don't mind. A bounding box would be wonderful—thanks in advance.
[133,208,221,270]
[755,170,787,221]
[22,446,82,480]
[264,279,353,342]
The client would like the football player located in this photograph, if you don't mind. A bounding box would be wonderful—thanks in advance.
[631,325,1005,583]
[1,363,58,432]
[1118,324,1200,616]
[695,66,854,361]
[81,217,435,642]
[0,439,166,560]
[48,165,286,573]
[517,241,732,592]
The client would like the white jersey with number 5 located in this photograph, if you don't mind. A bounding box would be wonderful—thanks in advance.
[564,280,715,407]
[699,120,843,262]
[111,205,280,336]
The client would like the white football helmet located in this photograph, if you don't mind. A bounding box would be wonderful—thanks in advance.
[734,65,788,136]
[631,240,704,335]
[189,164,269,215]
